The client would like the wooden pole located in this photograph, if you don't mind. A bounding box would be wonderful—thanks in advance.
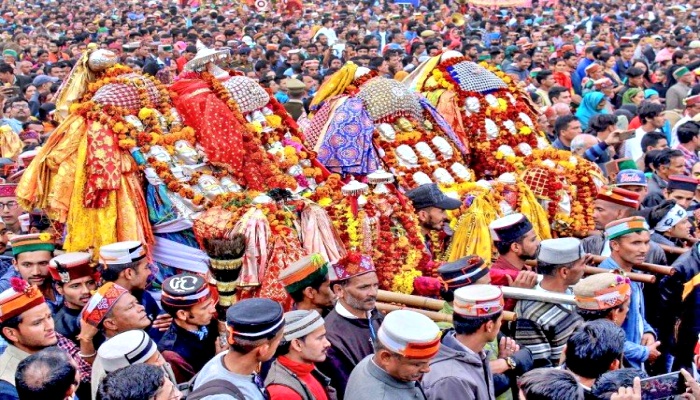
[377,290,445,311]
[584,266,655,284]
[525,258,671,278]
[587,255,674,276]
[376,302,517,322]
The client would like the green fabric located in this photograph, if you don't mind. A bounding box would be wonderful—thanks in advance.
[618,159,638,170]
[284,264,328,294]
[12,243,54,256]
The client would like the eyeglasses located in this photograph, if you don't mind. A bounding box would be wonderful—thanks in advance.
[0,201,19,210]
[11,104,28,109]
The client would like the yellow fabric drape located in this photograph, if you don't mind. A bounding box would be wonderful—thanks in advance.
[518,183,552,240]
[308,62,357,117]
[0,127,23,160]
[445,194,499,263]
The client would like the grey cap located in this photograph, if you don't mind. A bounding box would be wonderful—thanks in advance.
[406,183,462,211]
[537,237,584,265]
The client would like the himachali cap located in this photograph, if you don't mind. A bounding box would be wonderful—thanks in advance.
[331,252,375,281]
[283,310,324,341]
[654,203,687,233]
[674,66,691,79]
[82,282,129,327]
[685,95,700,106]
[99,330,158,373]
[489,213,533,243]
[226,298,284,341]
[585,63,603,75]
[667,175,699,193]
[616,169,647,187]
[49,252,95,284]
[99,241,147,267]
[280,253,329,294]
[0,278,45,323]
[594,78,614,89]
[453,284,504,318]
[10,233,55,256]
[406,183,462,211]
[596,186,640,209]
[0,183,17,197]
[437,255,489,290]
[573,272,631,311]
[161,274,211,308]
[605,216,650,241]
[377,310,441,359]
[538,238,584,265]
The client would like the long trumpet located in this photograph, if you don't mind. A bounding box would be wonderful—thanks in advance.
[451,13,466,27]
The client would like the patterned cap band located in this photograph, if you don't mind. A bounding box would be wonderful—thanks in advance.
[575,279,631,310]
[82,282,129,327]
[605,217,649,240]
[453,298,504,317]
[0,183,17,197]
[0,279,45,323]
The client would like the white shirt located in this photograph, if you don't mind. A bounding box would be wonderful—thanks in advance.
[623,126,650,162]
[314,27,338,47]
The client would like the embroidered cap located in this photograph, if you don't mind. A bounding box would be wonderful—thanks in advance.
[0,183,16,197]
[0,278,45,323]
[280,253,329,294]
[283,310,324,341]
[377,310,441,359]
[537,238,585,265]
[10,233,55,256]
[82,282,129,327]
[437,255,489,290]
[489,213,533,243]
[596,186,640,209]
[331,252,375,281]
[573,272,631,310]
[161,274,211,309]
[453,284,504,318]
[605,216,650,240]
[98,330,158,373]
[49,252,95,284]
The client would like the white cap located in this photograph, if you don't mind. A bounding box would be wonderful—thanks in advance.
[98,330,158,373]
[283,310,324,341]
[537,237,584,265]
[99,241,146,266]
[453,284,504,318]
[377,310,441,359]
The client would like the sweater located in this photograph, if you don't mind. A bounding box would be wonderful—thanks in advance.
[266,356,332,400]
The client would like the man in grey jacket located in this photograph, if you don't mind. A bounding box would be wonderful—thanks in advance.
[422,285,503,400]
[344,310,440,400]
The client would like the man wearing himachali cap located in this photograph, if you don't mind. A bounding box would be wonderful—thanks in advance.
[422,285,504,399]
[280,253,336,315]
[488,213,540,299]
[50,252,98,344]
[317,252,382,400]
[0,278,57,398]
[573,272,654,370]
[598,217,660,367]
[0,183,25,234]
[98,241,172,341]
[265,310,336,399]
[345,310,440,400]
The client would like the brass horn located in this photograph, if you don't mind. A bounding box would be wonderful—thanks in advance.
[451,12,466,27]
[454,0,468,5]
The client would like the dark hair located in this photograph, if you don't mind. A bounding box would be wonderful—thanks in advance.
[16,347,77,400]
[0,63,14,75]
[453,312,501,335]
[677,121,700,144]
[565,320,625,379]
[96,364,165,400]
[591,368,648,400]
[652,148,684,170]
[288,272,328,303]
[587,114,617,134]
[518,368,584,400]
[548,86,569,103]
[99,259,141,282]
[640,131,666,151]
[637,101,664,124]
[535,70,553,85]
[554,114,579,136]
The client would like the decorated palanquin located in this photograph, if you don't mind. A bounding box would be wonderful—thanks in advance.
[403,51,604,242]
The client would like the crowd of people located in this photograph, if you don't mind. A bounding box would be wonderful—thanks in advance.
[0,0,700,399]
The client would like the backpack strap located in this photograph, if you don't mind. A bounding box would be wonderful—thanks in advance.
[186,379,245,400]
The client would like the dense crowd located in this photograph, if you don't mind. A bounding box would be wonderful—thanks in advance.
[1,0,700,399]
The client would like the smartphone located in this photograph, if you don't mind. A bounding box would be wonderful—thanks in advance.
[616,115,629,131]
[639,371,685,400]
[538,41,548,47]
[618,129,636,141]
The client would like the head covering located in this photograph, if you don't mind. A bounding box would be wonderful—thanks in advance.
[667,175,698,193]
[0,183,16,197]
[453,284,504,318]
[161,274,211,308]
[489,213,533,243]
[0,278,45,323]
[653,203,687,233]
[685,95,700,107]
[283,310,324,341]
[596,186,640,209]
[573,272,631,310]
[594,78,614,89]
[537,237,584,265]
[585,63,603,75]
[616,169,647,187]
[406,183,462,211]
[377,310,441,359]
[673,66,690,79]
[644,89,660,99]
[226,298,284,341]
[616,159,638,171]
[437,256,489,290]
[286,78,306,95]
[622,88,643,105]
[280,253,329,294]
[394,70,409,81]
[31,75,58,87]
[605,216,650,240]
[576,91,608,130]
[99,241,146,267]
[98,330,158,373]
[690,41,700,49]
[2,49,17,59]
[10,233,55,256]
[82,282,129,327]
[331,252,375,281]
[49,252,94,284]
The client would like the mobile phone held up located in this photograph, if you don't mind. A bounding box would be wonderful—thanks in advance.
[618,130,637,142]
[639,371,686,400]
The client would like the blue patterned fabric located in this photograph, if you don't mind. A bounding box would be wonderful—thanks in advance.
[317,97,380,175]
